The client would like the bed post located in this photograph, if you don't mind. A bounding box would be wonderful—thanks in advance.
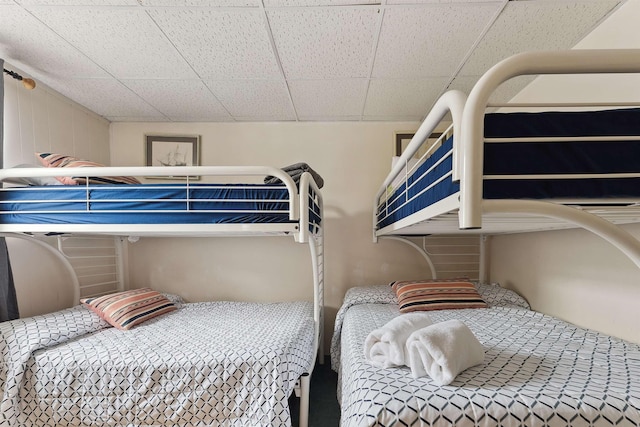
[298,170,323,427]
[373,90,466,242]
[298,372,311,427]
[479,235,488,284]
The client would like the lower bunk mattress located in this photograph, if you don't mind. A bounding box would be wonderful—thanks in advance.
[330,284,640,426]
[0,298,315,427]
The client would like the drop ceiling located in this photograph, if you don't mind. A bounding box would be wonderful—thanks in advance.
[0,0,626,122]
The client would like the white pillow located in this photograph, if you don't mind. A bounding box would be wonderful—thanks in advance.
[1,164,62,186]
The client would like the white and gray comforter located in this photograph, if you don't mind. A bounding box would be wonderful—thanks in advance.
[1,300,315,427]
[331,284,640,426]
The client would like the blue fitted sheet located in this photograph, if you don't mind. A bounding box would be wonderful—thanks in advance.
[377,108,640,230]
[0,183,308,225]
[483,108,640,199]
[377,136,458,229]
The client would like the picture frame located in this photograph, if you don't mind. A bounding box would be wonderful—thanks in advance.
[394,133,416,157]
[145,134,200,180]
[395,131,443,158]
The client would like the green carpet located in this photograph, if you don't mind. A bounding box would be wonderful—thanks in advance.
[290,356,340,427]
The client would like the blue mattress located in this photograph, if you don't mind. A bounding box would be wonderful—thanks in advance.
[483,108,640,199]
[377,108,640,230]
[0,183,309,225]
[377,137,458,229]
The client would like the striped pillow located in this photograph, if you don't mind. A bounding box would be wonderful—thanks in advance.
[81,288,176,330]
[393,279,487,313]
[36,152,141,185]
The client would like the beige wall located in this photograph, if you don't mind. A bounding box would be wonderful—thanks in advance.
[489,225,640,345]
[2,69,110,317]
[110,121,438,351]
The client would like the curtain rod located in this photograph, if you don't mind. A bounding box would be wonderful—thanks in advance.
[3,68,36,90]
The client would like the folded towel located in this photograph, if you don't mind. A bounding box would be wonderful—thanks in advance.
[364,312,433,368]
[406,319,484,385]
[264,162,324,189]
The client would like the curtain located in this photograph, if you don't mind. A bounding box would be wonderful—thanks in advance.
[0,58,20,321]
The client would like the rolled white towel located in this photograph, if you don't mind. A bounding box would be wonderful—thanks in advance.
[364,312,433,368]
[406,319,484,385]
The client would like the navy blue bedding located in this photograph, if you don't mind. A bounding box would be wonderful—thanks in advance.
[483,108,640,199]
[377,108,640,230]
[377,137,458,229]
[0,184,299,225]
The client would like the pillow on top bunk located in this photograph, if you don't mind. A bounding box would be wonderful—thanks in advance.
[1,164,63,186]
[36,152,141,185]
[81,288,176,330]
[392,279,487,313]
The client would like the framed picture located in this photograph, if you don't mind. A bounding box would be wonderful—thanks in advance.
[395,133,415,157]
[145,134,200,179]
[395,131,443,158]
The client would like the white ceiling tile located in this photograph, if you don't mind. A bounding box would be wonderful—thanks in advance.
[15,0,137,5]
[148,9,281,79]
[105,116,167,122]
[289,79,368,118]
[206,79,295,120]
[27,7,197,79]
[139,0,260,6]
[123,79,231,121]
[264,0,376,6]
[45,78,164,118]
[364,78,448,117]
[373,3,504,79]
[0,0,630,123]
[0,5,109,79]
[448,75,536,104]
[387,0,498,3]
[458,0,622,76]
[267,7,379,79]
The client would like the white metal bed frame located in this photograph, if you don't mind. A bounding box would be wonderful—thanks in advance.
[0,165,324,427]
[375,49,640,273]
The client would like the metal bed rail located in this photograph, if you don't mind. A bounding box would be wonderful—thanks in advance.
[0,165,327,242]
[455,49,640,269]
[373,90,467,242]
[460,49,640,230]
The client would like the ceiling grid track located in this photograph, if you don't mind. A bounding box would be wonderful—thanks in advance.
[360,1,387,121]
[144,9,234,121]
[435,0,511,121]
[259,0,300,121]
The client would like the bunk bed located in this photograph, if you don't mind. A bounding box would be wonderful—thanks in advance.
[327,49,640,426]
[374,49,640,273]
[0,165,324,427]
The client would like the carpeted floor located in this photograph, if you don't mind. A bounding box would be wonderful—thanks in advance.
[290,356,340,427]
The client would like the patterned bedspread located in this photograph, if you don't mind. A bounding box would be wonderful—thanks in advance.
[0,300,315,427]
[331,284,640,426]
